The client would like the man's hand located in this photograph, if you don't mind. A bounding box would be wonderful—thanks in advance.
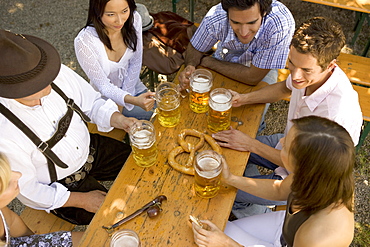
[135,91,155,111]
[178,65,196,91]
[229,89,245,107]
[192,220,242,247]
[212,127,256,152]
[110,112,139,132]
[65,190,107,213]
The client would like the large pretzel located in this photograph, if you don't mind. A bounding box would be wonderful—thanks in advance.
[168,129,222,175]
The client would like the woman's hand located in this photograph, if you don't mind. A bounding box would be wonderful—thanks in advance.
[212,127,255,152]
[192,220,242,247]
[135,91,156,111]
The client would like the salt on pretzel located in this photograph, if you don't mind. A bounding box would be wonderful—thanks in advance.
[168,129,222,175]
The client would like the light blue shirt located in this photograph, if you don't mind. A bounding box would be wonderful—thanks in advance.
[191,0,295,69]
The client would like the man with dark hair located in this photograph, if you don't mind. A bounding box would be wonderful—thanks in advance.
[0,29,138,225]
[212,17,362,218]
[179,0,295,88]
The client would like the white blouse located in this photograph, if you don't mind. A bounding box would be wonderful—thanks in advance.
[74,11,146,111]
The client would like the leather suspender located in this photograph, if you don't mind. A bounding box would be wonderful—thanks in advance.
[0,83,91,182]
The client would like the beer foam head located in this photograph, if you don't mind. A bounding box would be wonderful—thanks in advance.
[191,75,212,93]
[196,157,221,178]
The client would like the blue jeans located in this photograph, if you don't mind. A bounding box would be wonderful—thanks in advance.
[232,133,286,219]
[258,69,278,133]
[122,90,155,120]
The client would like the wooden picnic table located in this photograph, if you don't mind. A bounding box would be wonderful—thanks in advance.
[78,67,267,247]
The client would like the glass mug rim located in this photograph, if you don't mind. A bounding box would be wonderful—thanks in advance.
[190,69,213,93]
[129,120,156,148]
[110,229,141,247]
[209,88,232,104]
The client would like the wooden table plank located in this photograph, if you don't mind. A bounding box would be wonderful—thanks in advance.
[301,0,370,13]
[78,68,267,247]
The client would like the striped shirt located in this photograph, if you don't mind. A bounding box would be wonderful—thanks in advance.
[191,0,295,69]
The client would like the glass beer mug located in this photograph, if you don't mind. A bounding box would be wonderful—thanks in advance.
[129,120,158,167]
[207,88,232,133]
[194,150,222,198]
[110,229,141,247]
[189,69,213,113]
[155,82,181,127]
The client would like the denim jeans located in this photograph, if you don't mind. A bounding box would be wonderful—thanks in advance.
[232,133,286,219]
[258,69,278,133]
[122,89,155,120]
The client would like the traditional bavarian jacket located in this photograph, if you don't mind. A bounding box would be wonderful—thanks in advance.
[0,65,118,211]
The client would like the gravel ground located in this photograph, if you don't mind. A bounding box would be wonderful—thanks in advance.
[1,0,369,246]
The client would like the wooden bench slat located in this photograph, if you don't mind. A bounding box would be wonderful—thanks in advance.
[336,53,370,87]
[20,207,75,234]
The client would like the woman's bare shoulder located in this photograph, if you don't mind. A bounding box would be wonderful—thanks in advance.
[294,205,354,247]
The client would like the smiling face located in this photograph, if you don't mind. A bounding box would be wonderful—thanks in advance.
[0,171,21,209]
[228,4,263,44]
[287,47,335,95]
[101,0,130,34]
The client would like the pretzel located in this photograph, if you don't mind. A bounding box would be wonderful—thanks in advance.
[168,129,222,175]
[178,129,205,152]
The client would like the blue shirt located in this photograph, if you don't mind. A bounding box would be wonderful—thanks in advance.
[191,0,295,69]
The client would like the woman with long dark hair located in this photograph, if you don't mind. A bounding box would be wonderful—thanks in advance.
[192,116,354,246]
[75,0,155,120]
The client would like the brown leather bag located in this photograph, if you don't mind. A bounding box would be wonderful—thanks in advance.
[142,11,197,74]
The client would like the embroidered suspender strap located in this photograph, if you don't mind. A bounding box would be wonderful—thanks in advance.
[0,103,69,170]
[51,83,91,123]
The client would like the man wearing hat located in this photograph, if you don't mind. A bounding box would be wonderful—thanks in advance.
[0,29,137,225]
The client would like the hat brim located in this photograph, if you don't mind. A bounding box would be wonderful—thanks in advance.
[0,34,61,99]
[142,16,154,32]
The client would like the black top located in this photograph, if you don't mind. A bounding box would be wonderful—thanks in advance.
[281,194,313,246]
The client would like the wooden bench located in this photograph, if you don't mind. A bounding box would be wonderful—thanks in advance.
[277,53,370,150]
[20,207,76,234]
[20,124,126,234]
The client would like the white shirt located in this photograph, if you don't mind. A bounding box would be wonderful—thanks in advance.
[74,11,146,111]
[274,66,362,179]
[0,65,118,211]
[285,65,362,145]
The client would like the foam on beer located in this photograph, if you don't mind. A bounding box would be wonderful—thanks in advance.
[191,76,211,93]
[195,157,221,179]
[132,129,154,148]
[209,94,231,111]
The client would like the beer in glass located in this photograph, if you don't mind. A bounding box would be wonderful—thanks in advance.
[156,82,181,127]
[189,69,213,113]
[207,88,232,133]
[110,229,141,247]
[194,150,222,198]
[129,120,158,167]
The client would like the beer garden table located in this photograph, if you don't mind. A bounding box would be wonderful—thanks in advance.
[78,67,267,246]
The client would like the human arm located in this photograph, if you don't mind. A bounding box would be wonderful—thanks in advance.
[62,190,106,213]
[200,56,270,86]
[221,156,292,201]
[192,220,243,247]
[229,80,291,107]
[124,91,155,111]
[1,207,33,237]
[212,127,284,167]
[178,43,205,90]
